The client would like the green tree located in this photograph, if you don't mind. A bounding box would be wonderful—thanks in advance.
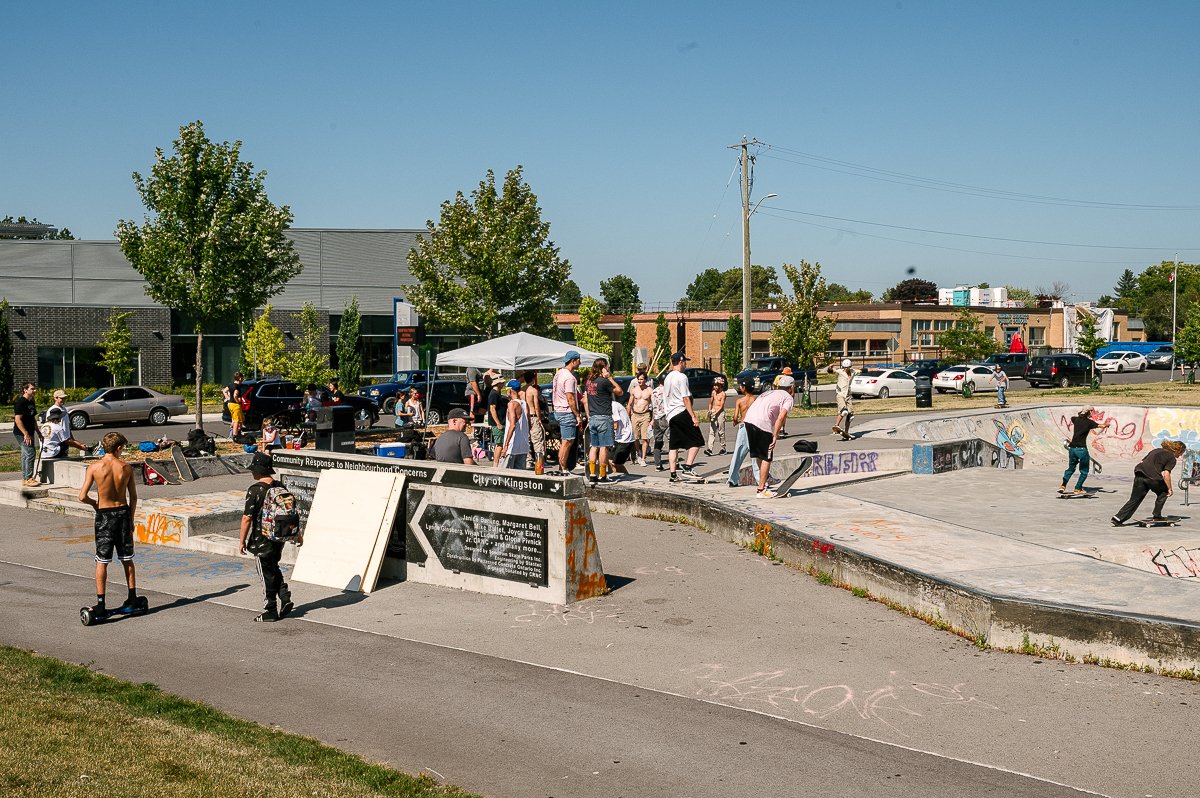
[938,308,998,362]
[824,283,873,303]
[572,296,610,356]
[1114,269,1137,300]
[882,278,938,304]
[241,304,285,378]
[1123,261,1200,340]
[678,265,782,311]
[1002,286,1036,307]
[620,313,637,373]
[1174,303,1200,368]
[98,310,136,386]
[721,314,743,377]
[335,296,363,391]
[1074,310,1106,380]
[116,121,301,428]
[0,215,74,240]
[771,261,835,372]
[600,274,641,315]
[0,300,12,399]
[653,312,671,369]
[407,166,570,337]
[557,278,582,310]
[286,302,333,387]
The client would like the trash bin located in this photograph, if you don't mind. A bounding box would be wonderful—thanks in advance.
[915,376,932,408]
[315,406,356,453]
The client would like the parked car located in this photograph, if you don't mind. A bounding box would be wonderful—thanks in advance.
[1025,354,1097,388]
[734,356,817,393]
[421,380,472,426]
[67,386,188,430]
[1095,351,1148,373]
[850,368,917,399]
[931,365,1000,394]
[221,379,379,430]
[981,352,1029,378]
[659,366,728,398]
[1146,345,1176,369]
[901,358,950,380]
[358,369,432,414]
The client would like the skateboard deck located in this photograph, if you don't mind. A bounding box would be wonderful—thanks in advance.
[766,457,814,497]
[1136,517,1182,528]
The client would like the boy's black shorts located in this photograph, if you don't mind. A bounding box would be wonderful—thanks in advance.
[95,506,134,564]
[745,423,776,462]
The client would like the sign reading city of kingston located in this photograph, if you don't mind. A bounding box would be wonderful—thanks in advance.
[438,468,564,498]
[415,504,549,586]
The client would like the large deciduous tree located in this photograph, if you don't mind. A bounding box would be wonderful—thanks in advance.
[600,274,641,315]
[1174,304,1200,369]
[824,283,873,303]
[557,278,582,310]
[678,265,782,311]
[882,278,938,304]
[98,310,135,387]
[1002,285,1036,308]
[1119,261,1200,340]
[771,261,834,371]
[116,121,301,428]
[572,296,610,357]
[938,308,997,362]
[407,166,570,337]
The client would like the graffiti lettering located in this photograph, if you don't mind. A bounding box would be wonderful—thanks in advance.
[135,513,183,545]
[811,452,879,477]
[1146,546,1200,579]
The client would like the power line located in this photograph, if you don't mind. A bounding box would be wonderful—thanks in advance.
[760,143,1200,211]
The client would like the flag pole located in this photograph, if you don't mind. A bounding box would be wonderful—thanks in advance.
[1170,253,1179,382]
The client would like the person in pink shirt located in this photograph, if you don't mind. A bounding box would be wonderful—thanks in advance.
[742,375,796,498]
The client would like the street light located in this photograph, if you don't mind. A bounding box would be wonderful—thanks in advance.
[742,192,777,370]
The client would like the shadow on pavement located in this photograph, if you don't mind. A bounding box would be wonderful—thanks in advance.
[146,583,252,616]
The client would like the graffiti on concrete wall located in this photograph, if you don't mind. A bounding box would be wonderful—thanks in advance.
[811,451,879,477]
[914,438,1022,474]
[993,418,1025,457]
[1054,407,1147,460]
[1146,545,1200,579]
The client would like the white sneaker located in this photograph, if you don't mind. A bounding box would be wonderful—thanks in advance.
[757,487,777,499]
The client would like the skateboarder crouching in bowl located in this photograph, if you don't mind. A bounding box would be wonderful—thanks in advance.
[1112,440,1186,526]
[78,432,141,618]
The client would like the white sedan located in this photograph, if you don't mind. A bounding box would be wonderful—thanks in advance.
[850,368,917,399]
[1095,351,1148,373]
[932,364,1000,394]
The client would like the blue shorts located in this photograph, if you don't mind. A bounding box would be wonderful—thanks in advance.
[554,411,578,441]
[588,415,614,448]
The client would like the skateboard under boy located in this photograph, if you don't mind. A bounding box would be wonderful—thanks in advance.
[80,596,149,626]
[1057,491,1095,499]
[1136,517,1182,528]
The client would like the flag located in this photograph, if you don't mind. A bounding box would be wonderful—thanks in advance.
[1169,269,1176,283]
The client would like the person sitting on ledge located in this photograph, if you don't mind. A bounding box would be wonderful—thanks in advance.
[39,405,89,460]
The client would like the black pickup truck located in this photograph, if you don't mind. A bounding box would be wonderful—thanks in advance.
[734,356,818,393]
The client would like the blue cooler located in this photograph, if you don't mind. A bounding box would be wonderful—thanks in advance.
[374,443,407,458]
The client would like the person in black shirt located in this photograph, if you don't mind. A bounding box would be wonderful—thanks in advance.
[238,452,295,622]
[486,378,508,465]
[1060,407,1112,495]
[1112,440,1187,525]
[13,382,39,486]
[326,379,344,403]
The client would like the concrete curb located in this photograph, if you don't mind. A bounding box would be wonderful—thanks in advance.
[585,483,1200,673]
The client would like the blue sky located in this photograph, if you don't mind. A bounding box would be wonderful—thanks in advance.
[5,1,1199,306]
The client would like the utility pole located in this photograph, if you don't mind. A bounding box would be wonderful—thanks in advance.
[1170,252,1179,382]
[738,138,752,370]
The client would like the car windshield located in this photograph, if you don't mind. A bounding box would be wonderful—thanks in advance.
[82,389,106,402]
[858,370,884,377]
[943,366,968,373]
[748,359,780,370]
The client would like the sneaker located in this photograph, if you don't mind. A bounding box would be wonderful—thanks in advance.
[254,606,279,623]
[1073,489,1086,495]
[21,478,37,487]
[727,481,740,488]
[656,463,666,471]
[1058,485,1068,493]
[598,474,614,483]
[718,448,728,455]
[703,448,713,456]
[588,475,598,486]
[1110,516,1122,527]
[681,469,702,481]
[278,600,294,619]
[757,488,778,499]
[636,455,646,466]
[669,472,680,483]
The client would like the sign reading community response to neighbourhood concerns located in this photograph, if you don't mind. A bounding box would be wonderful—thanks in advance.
[414,503,549,587]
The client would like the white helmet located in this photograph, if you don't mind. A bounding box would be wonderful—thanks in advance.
[841,358,852,368]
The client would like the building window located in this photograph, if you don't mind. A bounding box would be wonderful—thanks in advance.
[910,319,932,347]
[1029,327,1046,346]
[37,347,110,389]
[845,339,867,356]
[934,319,953,332]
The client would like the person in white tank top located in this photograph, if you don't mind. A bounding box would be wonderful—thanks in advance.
[500,380,530,470]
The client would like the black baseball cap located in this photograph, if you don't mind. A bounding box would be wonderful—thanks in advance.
[671,352,690,364]
[249,452,275,475]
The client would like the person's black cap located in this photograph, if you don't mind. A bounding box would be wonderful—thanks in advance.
[249,452,275,475]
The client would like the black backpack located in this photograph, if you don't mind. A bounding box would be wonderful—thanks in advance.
[186,428,216,456]
[792,439,819,454]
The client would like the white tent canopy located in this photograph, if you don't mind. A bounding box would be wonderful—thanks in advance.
[435,332,608,372]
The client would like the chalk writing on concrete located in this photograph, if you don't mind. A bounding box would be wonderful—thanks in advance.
[683,664,996,735]
[826,519,919,543]
[511,601,629,628]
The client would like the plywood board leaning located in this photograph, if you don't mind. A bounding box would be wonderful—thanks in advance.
[291,470,406,593]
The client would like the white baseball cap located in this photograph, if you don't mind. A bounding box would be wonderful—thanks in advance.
[841,358,852,368]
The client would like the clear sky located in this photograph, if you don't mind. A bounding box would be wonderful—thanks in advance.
[5,1,1198,307]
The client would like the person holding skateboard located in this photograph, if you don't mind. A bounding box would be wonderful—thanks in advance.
[78,432,142,621]
[1112,440,1186,525]
[239,452,296,622]
[743,375,796,499]
[827,359,856,440]
[1061,407,1112,495]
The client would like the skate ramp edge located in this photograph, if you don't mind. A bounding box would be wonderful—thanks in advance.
[883,405,1200,470]
[911,438,1023,474]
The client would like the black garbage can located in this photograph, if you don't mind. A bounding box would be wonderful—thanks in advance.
[315,406,356,453]
[915,376,933,408]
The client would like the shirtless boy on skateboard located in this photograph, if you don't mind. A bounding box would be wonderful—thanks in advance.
[78,432,145,624]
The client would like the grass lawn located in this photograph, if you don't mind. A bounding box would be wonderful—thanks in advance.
[0,646,479,798]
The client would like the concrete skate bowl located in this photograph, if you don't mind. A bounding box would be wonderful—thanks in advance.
[879,405,1200,470]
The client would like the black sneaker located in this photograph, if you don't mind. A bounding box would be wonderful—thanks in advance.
[656,463,666,471]
[278,600,294,619]
[1110,516,1122,527]
[703,448,713,456]
[669,472,680,483]
[255,606,279,623]
[598,475,613,483]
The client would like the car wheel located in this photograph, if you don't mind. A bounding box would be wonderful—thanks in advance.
[1117,364,1124,373]
[148,408,169,426]
[427,407,444,426]
[878,387,890,399]
[69,411,89,430]
[1139,363,1146,372]
[1028,381,1039,388]
[1059,376,1070,388]
[382,396,397,415]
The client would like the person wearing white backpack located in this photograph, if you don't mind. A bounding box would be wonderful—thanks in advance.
[238,452,298,623]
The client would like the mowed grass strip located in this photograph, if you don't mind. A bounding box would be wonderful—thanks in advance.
[0,646,480,798]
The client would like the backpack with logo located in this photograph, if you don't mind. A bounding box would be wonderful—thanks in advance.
[258,484,301,542]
